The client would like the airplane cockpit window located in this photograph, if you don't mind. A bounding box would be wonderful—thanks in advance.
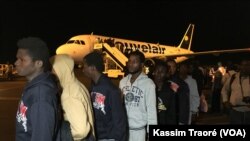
[67,40,75,44]
[75,40,80,44]
[80,40,85,45]
[66,40,85,45]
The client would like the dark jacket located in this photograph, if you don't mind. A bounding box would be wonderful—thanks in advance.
[157,81,175,125]
[16,72,60,141]
[90,74,127,141]
[166,75,190,125]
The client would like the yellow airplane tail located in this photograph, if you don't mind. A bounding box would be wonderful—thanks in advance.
[177,24,194,50]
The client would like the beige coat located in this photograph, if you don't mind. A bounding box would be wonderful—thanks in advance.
[51,54,95,141]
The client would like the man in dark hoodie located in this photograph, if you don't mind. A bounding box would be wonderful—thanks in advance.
[82,51,127,141]
[15,37,60,141]
[152,59,173,125]
[166,59,190,125]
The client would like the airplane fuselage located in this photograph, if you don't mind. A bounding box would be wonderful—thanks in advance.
[56,35,193,64]
[56,24,250,69]
[56,24,195,64]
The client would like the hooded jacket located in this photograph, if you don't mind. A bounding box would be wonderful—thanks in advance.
[119,72,157,131]
[90,74,127,141]
[168,74,190,125]
[51,54,95,141]
[16,72,59,141]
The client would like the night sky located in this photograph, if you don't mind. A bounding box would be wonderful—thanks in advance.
[1,1,250,64]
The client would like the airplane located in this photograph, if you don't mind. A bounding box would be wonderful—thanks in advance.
[56,24,250,77]
[56,24,194,64]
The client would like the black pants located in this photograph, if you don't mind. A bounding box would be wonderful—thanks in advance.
[230,109,250,124]
[211,88,221,113]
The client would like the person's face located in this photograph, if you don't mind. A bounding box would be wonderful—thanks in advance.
[167,61,177,76]
[153,66,167,83]
[127,55,143,74]
[179,64,189,75]
[14,49,40,80]
[82,59,93,78]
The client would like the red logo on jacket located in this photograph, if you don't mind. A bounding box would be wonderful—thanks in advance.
[92,92,106,114]
[16,101,28,132]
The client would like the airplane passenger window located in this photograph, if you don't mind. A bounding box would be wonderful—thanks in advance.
[80,40,85,45]
[67,40,75,44]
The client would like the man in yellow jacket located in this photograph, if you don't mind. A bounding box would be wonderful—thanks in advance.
[50,54,95,141]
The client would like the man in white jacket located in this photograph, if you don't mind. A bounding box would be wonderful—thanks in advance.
[119,50,157,141]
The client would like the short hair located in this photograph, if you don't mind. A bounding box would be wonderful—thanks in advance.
[179,61,190,68]
[84,51,104,72]
[128,50,145,63]
[154,59,168,70]
[166,58,177,65]
[17,37,51,71]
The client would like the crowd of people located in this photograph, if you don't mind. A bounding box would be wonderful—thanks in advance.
[14,37,250,141]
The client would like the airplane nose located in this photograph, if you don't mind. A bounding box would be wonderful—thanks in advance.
[56,44,77,60]
[56,45,67,55]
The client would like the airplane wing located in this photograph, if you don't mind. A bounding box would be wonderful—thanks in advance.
[164,48,250,57]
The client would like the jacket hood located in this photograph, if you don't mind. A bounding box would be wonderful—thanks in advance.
[127,72,148,81]
[50,54,76,88]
